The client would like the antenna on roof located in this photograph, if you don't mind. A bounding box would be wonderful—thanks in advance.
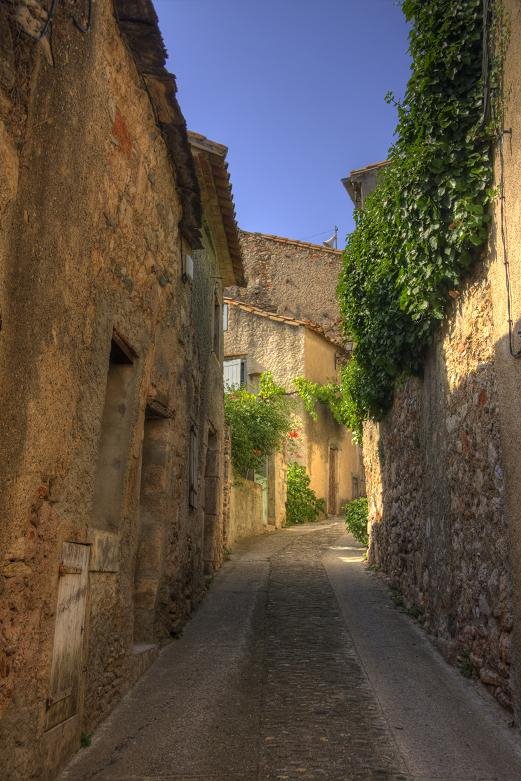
[323,226,338,249]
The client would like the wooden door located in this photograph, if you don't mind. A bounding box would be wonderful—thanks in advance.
[328,447,338,516]
[45,542,90,731]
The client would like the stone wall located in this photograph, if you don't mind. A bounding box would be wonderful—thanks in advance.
[222,430,287,550]
[226,478,265,547]
[365,267,513,709]
[363,0,521,714]
[227,231,345,345]
[0,2,230,777]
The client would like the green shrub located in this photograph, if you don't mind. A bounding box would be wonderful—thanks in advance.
[286,463,325,525]
[224,372,293,476]
[344,497,369,546]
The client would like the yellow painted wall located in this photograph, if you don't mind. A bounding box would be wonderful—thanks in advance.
[303,330,362,511]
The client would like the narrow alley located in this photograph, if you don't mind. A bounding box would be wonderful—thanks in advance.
[2,1,521,777]
[62,522,521,781]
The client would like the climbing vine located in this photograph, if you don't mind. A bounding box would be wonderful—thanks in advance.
[338,0,501,437]
[293,377,347,426]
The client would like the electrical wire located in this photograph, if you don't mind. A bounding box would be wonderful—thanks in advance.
[498,129,521,358]
[36,0,59,40]
[36,0,92,40]
[73,0,92,33]
[301,229,335,241]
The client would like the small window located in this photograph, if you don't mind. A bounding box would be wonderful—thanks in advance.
[189,425,198,509]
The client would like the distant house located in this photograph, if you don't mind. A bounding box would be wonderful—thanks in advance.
[226,230,347,347]
[342,160,389,210]
[224,298,364,515]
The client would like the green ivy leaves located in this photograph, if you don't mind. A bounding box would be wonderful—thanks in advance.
[338,0,497,436]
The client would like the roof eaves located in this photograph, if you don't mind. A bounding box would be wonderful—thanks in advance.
[224,298,351,352]
[188,132,245,286]
[342,159,389,207]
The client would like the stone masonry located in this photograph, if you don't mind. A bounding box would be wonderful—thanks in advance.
[361,0,521,714]
[364,267,513,710]
[0,1,243,777]
[227,231,346,346]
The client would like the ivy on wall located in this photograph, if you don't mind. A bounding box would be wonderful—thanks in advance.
[338,0,499,438]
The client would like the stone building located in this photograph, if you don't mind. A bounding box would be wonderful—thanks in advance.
[343,0,521,715]
[227,231,347,346]
[224,298,363,515]
[0,1,242,777]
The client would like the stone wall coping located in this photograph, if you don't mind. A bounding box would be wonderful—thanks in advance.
[239,230,343,256]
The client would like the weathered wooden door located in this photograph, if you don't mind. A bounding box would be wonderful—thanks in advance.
[45,542,90,731]
[328,447,338,516]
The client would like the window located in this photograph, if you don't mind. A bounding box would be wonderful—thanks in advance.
[189,425,198,509]
[223,357,246,390]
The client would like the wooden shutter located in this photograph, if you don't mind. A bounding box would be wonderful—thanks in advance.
[45,543,90,731]
[223,358,242,389]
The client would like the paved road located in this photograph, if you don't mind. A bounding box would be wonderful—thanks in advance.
[62,521,521,780]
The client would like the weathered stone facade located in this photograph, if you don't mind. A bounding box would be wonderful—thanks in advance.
[227,231,346,346]
[0,2,242,777]
[356,0,521,714]
[364,268,513,709]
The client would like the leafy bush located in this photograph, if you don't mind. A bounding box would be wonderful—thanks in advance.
[338,0,500,437]
[286,462,325,525]
[344,497,369,546]
[224,372,293,476]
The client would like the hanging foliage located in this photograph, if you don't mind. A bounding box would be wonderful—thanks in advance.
[338,0,500,438]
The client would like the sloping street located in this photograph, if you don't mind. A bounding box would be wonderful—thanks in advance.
[61,522,521,781]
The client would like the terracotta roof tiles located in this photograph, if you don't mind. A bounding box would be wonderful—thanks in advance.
[240,231,343,255]
[224,298,351,353]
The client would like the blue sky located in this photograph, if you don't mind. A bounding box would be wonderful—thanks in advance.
[155,0,411,246]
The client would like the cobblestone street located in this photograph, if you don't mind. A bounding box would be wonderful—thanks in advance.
[62,522,521,781]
